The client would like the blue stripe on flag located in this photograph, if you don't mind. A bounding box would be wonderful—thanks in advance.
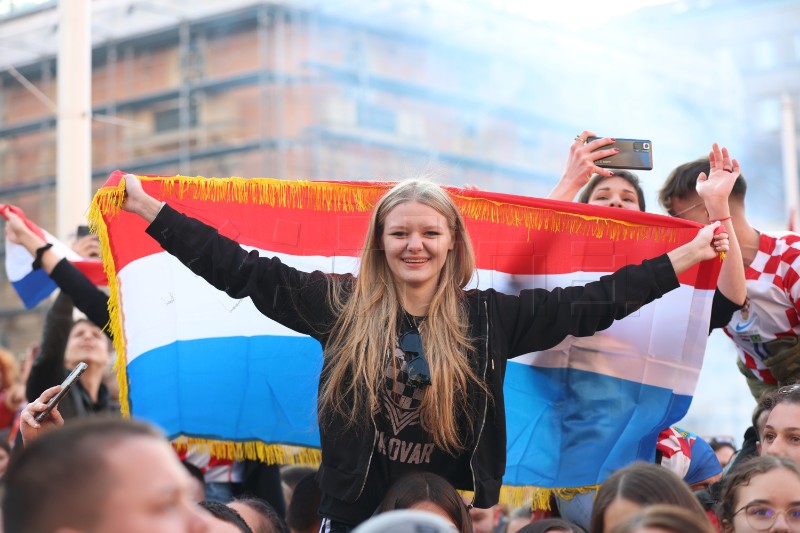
[127,335,323,447]
[11,270,57,309]
[502,360,692,488]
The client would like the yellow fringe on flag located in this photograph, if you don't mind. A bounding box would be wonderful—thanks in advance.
[88,175,683,463]
[172,438,322,466]
[456,484,599,509]
[87,185,129,416]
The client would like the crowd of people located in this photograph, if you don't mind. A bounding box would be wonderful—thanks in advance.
[0,132,799,533]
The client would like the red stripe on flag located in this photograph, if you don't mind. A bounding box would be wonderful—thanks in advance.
[103,175,718,289]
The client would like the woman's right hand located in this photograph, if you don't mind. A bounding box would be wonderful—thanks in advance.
[20,385,65,444]
[547,131,618,201]
[667,222,729,275]
[121,174,163,223]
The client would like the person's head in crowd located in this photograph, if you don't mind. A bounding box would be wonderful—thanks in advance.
[463,499,502,533]
[377,472,471,533]
[0,347,20,392]
[351,509,458,533]
[608,504,717,533]
[590,462,710,533]
[229,497,289,533]
[3,417,213,533]
[285,473,321,533]
[64,318,110,370]
[717,455,800,533]
[515,517,586,533]
[504,506,532,533]
[578,171,646,211]
[760,384,800,462]
[709,438,737,469]
[659,157,747,224]
[199,500,253,533]
[183,460,207,502]
[279,465,317,512]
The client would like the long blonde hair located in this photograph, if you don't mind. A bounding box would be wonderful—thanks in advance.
[320,179,485,455]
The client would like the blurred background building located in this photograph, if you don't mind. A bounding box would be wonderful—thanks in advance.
[1,0,799,437]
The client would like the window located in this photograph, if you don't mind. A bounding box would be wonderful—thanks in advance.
[154,103,198,133]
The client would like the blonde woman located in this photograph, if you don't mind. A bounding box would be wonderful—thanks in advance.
[122,175,729,533]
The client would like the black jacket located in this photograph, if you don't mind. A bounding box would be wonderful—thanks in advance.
[25,262,115,419]
[148,203,680,508]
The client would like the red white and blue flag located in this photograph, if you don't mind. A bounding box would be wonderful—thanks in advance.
[90,172,720,501]
[3,205,105,309]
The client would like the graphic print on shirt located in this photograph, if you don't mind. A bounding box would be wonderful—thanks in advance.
[373,343,435,465]
[382,344,426,434]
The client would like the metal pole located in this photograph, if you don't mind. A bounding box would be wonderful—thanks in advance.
[178,20,190,174]
[782,94,800,231]
[56,0,92,240]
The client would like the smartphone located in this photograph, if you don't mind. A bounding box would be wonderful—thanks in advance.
[587,137,653,171]
[34,362,88,423]
[77,225,91,237]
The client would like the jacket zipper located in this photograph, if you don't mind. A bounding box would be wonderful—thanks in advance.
[355,418,379,500]
[468,299,490,508]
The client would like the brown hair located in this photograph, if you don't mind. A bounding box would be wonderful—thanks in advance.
[717,455,800,530]
[659,158,747,215]
[578,171,646,212]
[377,472,472,533]
[609,504,716,533]
[590,462,708,533]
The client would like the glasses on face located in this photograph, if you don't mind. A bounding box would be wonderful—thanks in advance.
[734,503,800,531]
[399,329,431,387]
[668,200,705,218]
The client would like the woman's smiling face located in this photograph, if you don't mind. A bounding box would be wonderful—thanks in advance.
[381,201,454,297]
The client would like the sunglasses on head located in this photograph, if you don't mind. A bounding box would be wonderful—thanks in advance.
[399,329,431,387]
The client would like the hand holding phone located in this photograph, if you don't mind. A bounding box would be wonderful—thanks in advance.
[33,362,88,423]
[587,137,653,170]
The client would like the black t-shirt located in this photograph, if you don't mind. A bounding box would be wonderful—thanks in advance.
[318,328,471,526]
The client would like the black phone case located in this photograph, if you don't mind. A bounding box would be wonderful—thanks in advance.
[587,137,653,171]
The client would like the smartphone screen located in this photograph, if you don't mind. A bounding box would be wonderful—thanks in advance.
[587,137,653,171]
[34,362,88,423]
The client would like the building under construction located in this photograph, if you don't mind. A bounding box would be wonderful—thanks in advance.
[2,0,799,352]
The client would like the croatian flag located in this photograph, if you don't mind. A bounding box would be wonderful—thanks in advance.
[2,205,105,309]
[91,172,719,499]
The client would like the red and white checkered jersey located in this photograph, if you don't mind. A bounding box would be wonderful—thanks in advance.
[724,231,800,383]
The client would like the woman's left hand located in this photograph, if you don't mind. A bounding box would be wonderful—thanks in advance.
[668,222,729,275]
[693,222,729,262]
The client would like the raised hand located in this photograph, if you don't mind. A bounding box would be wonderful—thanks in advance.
[695,143,740,219]
[548,130,617,201]
[121,174,164,223]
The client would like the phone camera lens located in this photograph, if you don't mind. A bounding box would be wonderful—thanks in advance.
[643,142,651,150]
